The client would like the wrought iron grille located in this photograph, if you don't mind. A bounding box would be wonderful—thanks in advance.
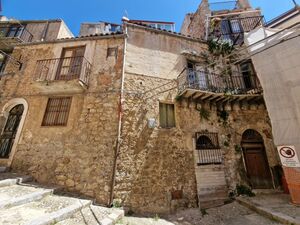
[178,68,261,94]
[0,104,24,159]
[0,25,33,43]
[195,132,223,165]
[42,97,72,126]
[34,56,91,86]
[209,16,265,45]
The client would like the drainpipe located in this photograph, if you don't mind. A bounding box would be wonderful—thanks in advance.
[109,21,128,207]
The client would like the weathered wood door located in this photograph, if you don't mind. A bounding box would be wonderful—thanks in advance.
[0,104,24,159]
[242,129,273,189]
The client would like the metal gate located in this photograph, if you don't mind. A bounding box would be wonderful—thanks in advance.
[0,104,24,158]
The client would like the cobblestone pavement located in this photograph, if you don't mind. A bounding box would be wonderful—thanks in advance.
[118,202,281,225]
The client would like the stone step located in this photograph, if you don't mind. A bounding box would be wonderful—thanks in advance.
[0,185,53,209]
[200,197,228,209]
[0,167,9,173]
[56,205,124,225]
[0,194,90,225]
[199,190,228,201]
[0,176,33,187]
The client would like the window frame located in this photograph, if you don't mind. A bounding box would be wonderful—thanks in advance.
[159,102,176,129]
[41,97,72,127]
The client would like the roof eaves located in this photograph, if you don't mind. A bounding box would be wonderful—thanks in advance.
[125,21,206,43]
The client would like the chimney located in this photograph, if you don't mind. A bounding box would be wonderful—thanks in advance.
[238,0,251,9]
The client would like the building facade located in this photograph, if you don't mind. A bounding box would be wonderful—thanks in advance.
[0,0,288,214]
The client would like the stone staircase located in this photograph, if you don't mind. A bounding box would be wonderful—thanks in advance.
[195,165,229,209]
[0,167,124,225]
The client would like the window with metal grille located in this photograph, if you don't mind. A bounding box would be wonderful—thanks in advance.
[159,103,175,128]
[195,132,222,165]
[42,97,72,126]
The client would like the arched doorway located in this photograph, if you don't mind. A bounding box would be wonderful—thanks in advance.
[0,104,24,159]
[241,129,273,189]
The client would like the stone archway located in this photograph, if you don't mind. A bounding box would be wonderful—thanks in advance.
[0,98,28,166]
[241,129,273,189]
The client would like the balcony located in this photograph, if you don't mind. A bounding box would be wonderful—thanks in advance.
[209,16,265,45]
[177,68,263,103]
[0,25,33,50]
[34,56,91,94]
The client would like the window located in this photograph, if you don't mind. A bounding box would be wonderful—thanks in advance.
[42,97,72,126]
[159,103,175,128]
[240,61,256,89]
[107,47,118,58]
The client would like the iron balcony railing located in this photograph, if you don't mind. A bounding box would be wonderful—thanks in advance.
[209,16,265,44]
[178,68,261,95]
[209,1,239,12]
[0,25,33,43]
[34,56,91,86]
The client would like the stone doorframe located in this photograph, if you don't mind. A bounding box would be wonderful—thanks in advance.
[238,126,276,189]
[0,98,28,167]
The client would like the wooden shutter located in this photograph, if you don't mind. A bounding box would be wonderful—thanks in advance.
[159,103,175,128]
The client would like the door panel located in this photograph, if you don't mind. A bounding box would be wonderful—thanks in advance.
[56,47,85,80]
[0,105,24,159]
[242,129,273,189]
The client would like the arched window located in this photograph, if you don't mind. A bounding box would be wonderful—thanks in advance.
[196,135,215,149]
[195,132,222,165]
[0,104,24,158]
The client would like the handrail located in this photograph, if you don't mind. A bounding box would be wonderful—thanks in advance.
[178,68,262,95]
[0,24,33,43]
[34,56,92,86]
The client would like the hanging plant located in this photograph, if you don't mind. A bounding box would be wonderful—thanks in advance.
[197,107,211,121]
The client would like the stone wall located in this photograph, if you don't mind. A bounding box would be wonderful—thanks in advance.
[0,35,125,205]
[113,24,279,214]
[114,72,279,213]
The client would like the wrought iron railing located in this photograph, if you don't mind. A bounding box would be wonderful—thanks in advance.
[178,68,261,95]
[0,25,33,43]
[34,56,91,86]
[196,132,223,165]
[209,1,239,12]
[209,16,265,44]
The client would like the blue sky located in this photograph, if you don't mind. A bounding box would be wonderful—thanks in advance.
[3,0,298,35]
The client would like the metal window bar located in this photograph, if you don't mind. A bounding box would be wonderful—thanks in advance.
[0,25,33,43]
[209,16,265,45]
[42,97,72,126]
[34,56,91,86]
[177,68,261,94]
[195,132,223,165]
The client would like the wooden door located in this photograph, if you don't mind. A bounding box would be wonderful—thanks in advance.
[56,46,85,80]
[0,105,24,159]
[242,130,273,189]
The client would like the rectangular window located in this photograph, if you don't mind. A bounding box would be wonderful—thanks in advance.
[159,103,175,128]
[107,47,118,58]
[42,97,72,126]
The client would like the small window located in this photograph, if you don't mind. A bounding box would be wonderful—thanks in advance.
[42,97,72,126]
[107,47,118,58]
[159,103,175,128]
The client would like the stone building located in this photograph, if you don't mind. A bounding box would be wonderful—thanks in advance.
[0,0,284,215]
[0,19,125,205]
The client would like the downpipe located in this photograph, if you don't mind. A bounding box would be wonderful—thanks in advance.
[109,23,128,207]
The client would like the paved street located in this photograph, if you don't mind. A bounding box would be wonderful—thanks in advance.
[118,202,281,225]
